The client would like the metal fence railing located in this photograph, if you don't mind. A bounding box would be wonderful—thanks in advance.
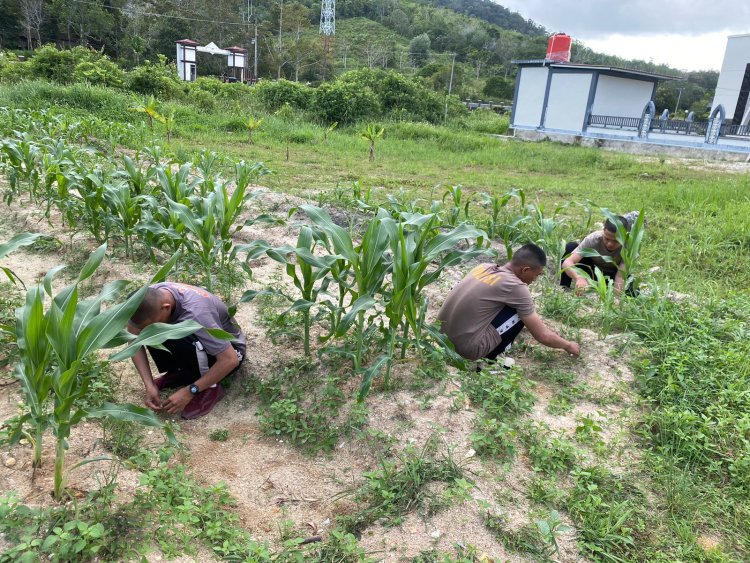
[587,115,641,129]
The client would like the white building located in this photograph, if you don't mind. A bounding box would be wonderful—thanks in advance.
[511,60,675,135]
[711,34,750,125]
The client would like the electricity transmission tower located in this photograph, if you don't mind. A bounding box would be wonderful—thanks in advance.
[319,0,335,54]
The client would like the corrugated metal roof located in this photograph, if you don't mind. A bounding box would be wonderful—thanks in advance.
[512,59,680,81]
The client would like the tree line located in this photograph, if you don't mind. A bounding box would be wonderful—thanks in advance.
[0,0,718,112]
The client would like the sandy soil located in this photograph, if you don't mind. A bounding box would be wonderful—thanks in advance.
[0,183,645,562]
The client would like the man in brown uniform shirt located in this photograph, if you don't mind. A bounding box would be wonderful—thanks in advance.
[560,214,638,294]
[438,244,580,362]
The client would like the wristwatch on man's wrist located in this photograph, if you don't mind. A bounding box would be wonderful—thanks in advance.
[189,384,200,395]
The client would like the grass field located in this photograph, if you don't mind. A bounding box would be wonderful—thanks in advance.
[1,81,749,562]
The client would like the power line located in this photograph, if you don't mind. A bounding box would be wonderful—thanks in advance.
[67,0,250,27]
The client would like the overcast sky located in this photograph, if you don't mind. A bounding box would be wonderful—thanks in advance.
[498,0,750,71]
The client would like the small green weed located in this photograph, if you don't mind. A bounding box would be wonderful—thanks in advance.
[462,366,535,419]
[209,428,229,442]
[521,422,579,475]
[484,509,570,560]
[470,416,517,461]
[339,436,467,535]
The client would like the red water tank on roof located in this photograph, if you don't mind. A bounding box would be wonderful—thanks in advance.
[547,33,572,62]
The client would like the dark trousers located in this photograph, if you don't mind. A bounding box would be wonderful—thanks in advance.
[559,241,617,288]
[485,306,525,360]
[147,337,242,386]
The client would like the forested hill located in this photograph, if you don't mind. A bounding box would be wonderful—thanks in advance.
[0,0,717,115]
[420,0,546,36]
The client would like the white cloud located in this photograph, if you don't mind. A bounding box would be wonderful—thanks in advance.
[496,0,748,71]
[584,32,730,71]
[499,0,750,37]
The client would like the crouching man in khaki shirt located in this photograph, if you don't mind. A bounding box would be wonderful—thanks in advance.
[437,244,580,363]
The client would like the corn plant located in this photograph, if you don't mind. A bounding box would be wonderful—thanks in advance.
[157,110,176,142]
[479,188,526,239]
[196,149,222,185]
[245,226,340,357]
[300,205,392,371]
[603,208,646,290]
[217,161,272,267]
[377,213,489,392]
[156,163,197,203]
[0,232,43,287]
[114,155,155,196]
[166,195,218,291]
[442,185,472,227]
[568,265,617,334]
[76,169,113,244]
[0,134,40,204]
[573,208,646,295]
[13,245,201,499]
[104,181,147,258]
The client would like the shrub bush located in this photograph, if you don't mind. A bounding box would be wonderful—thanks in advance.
[73,57,126,89]
[28,44,97,83]
[253,79,312,111]
[187,87,216,112]
[311,81,380,124]
[126,55,184,99]
[337,68,446,123]
[0,52,30,83]
[190,76,252,102]
[483,76,515,100]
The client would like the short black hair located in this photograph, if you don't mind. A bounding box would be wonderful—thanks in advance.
[130,287,162,326]
[604,215,630,233]
[511,243,547,268]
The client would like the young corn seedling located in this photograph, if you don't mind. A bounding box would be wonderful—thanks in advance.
[0,134,40,204]
[479,188,525,239]
[442,185,472,227]
[13,245,204,499]
[114,154,156,197]
[246,226,340,357]
[156,162,197,204]
[167,194,219,291]
[603,208,646,291]
[104,181,147,259]
[566,265,617,334]
[196,149,222,186]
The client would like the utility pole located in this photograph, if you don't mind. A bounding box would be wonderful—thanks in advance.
[444,53,456,121]
[244,0,259,82]
[674,87,684,115]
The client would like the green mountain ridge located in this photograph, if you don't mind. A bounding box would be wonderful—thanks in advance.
[0,0,717,113]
